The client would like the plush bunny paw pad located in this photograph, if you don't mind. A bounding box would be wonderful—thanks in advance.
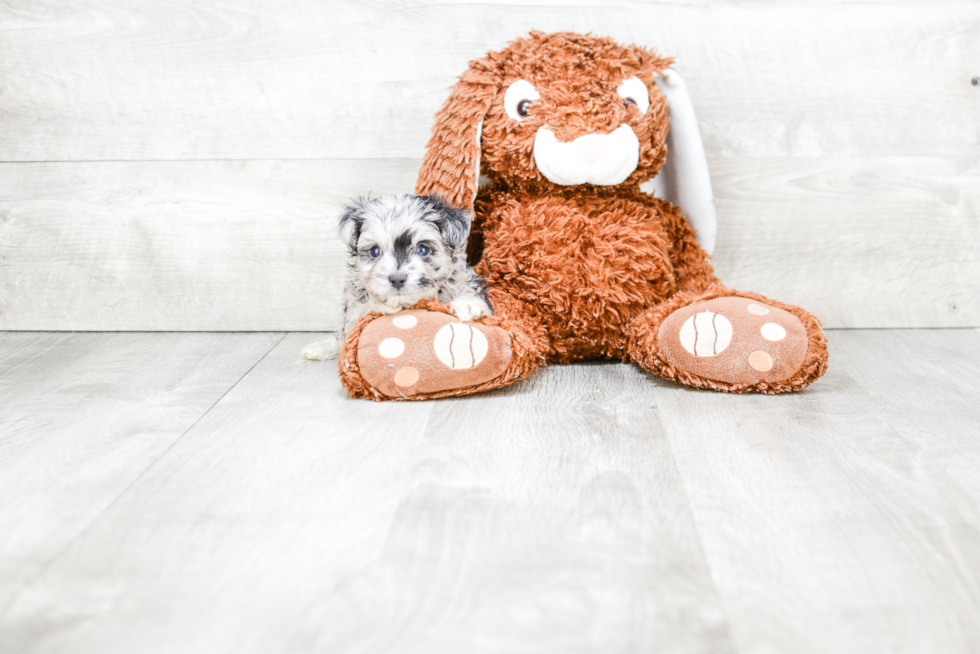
[658,297,809,385]
[357,310,512,398]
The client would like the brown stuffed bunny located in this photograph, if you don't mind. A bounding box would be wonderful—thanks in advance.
[339,31,828,400]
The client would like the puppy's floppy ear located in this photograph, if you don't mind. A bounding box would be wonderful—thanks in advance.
[415,53,502,213]
[338,195,372,254]
[419,194,472,252]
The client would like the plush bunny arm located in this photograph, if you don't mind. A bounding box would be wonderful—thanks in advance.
[657,198,719,294]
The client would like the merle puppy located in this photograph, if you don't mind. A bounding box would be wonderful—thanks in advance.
[302,194,492,360]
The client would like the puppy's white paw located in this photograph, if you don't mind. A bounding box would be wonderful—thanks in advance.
[450,296,491,322]
[302,336,342,361]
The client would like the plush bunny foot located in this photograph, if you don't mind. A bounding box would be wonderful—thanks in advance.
[630,291,828,393]
[658,295,809,383]
[349,309,512,399]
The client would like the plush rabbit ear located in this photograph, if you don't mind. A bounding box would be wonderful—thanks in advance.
[415,54,502,213]
[647,70,718,254]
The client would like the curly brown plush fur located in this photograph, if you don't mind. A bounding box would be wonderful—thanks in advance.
[339,31,828,399]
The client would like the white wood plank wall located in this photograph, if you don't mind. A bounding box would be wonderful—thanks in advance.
[0,0,977,330]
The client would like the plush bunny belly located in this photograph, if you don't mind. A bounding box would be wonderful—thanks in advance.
[475,192,678,362]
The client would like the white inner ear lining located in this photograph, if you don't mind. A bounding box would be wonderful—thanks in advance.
[473,118,483,206]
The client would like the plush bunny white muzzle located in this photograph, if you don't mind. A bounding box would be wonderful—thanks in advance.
[533,125,640,186]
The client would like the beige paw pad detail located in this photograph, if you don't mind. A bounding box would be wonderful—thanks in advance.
[658,297,809,385]
[357,310,512,399]
[434,323,488,369]
[748,351,774,372]
[679,310,732,357]
[394,366,419,387]
[392,314,417,329]
[378,338,405,358]
[760,323,786,341]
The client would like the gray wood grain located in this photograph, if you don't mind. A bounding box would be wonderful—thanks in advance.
[831,329,980,499]
[1,157,976,330]
[0,332,283,615]
[711,156,980,328]
[1,1,977,330]
[1,329,980,651]
[0,160,417,331]
[653,330,980,654]
[0,334,734,654]
[0,1,975,161]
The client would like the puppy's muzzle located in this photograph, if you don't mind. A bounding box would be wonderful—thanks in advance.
[533,125,639,186]
[389,272,408,290]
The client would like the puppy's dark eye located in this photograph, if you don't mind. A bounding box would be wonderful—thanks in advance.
[624,98,637,108]
[517,100,532,117]
[369,246,381,257]
[417,244,430,257]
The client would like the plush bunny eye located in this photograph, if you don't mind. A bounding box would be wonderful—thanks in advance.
[504,79,540,121]
[616,77,650,115]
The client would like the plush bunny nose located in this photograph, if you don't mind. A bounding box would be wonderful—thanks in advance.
[389,272,407,289]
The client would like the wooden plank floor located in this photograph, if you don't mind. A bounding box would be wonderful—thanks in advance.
[0,329,978,653]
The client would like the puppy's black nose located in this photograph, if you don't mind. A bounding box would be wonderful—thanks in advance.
[389,272,407,289]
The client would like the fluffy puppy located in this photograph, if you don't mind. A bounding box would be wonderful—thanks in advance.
[302,194,492,360]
